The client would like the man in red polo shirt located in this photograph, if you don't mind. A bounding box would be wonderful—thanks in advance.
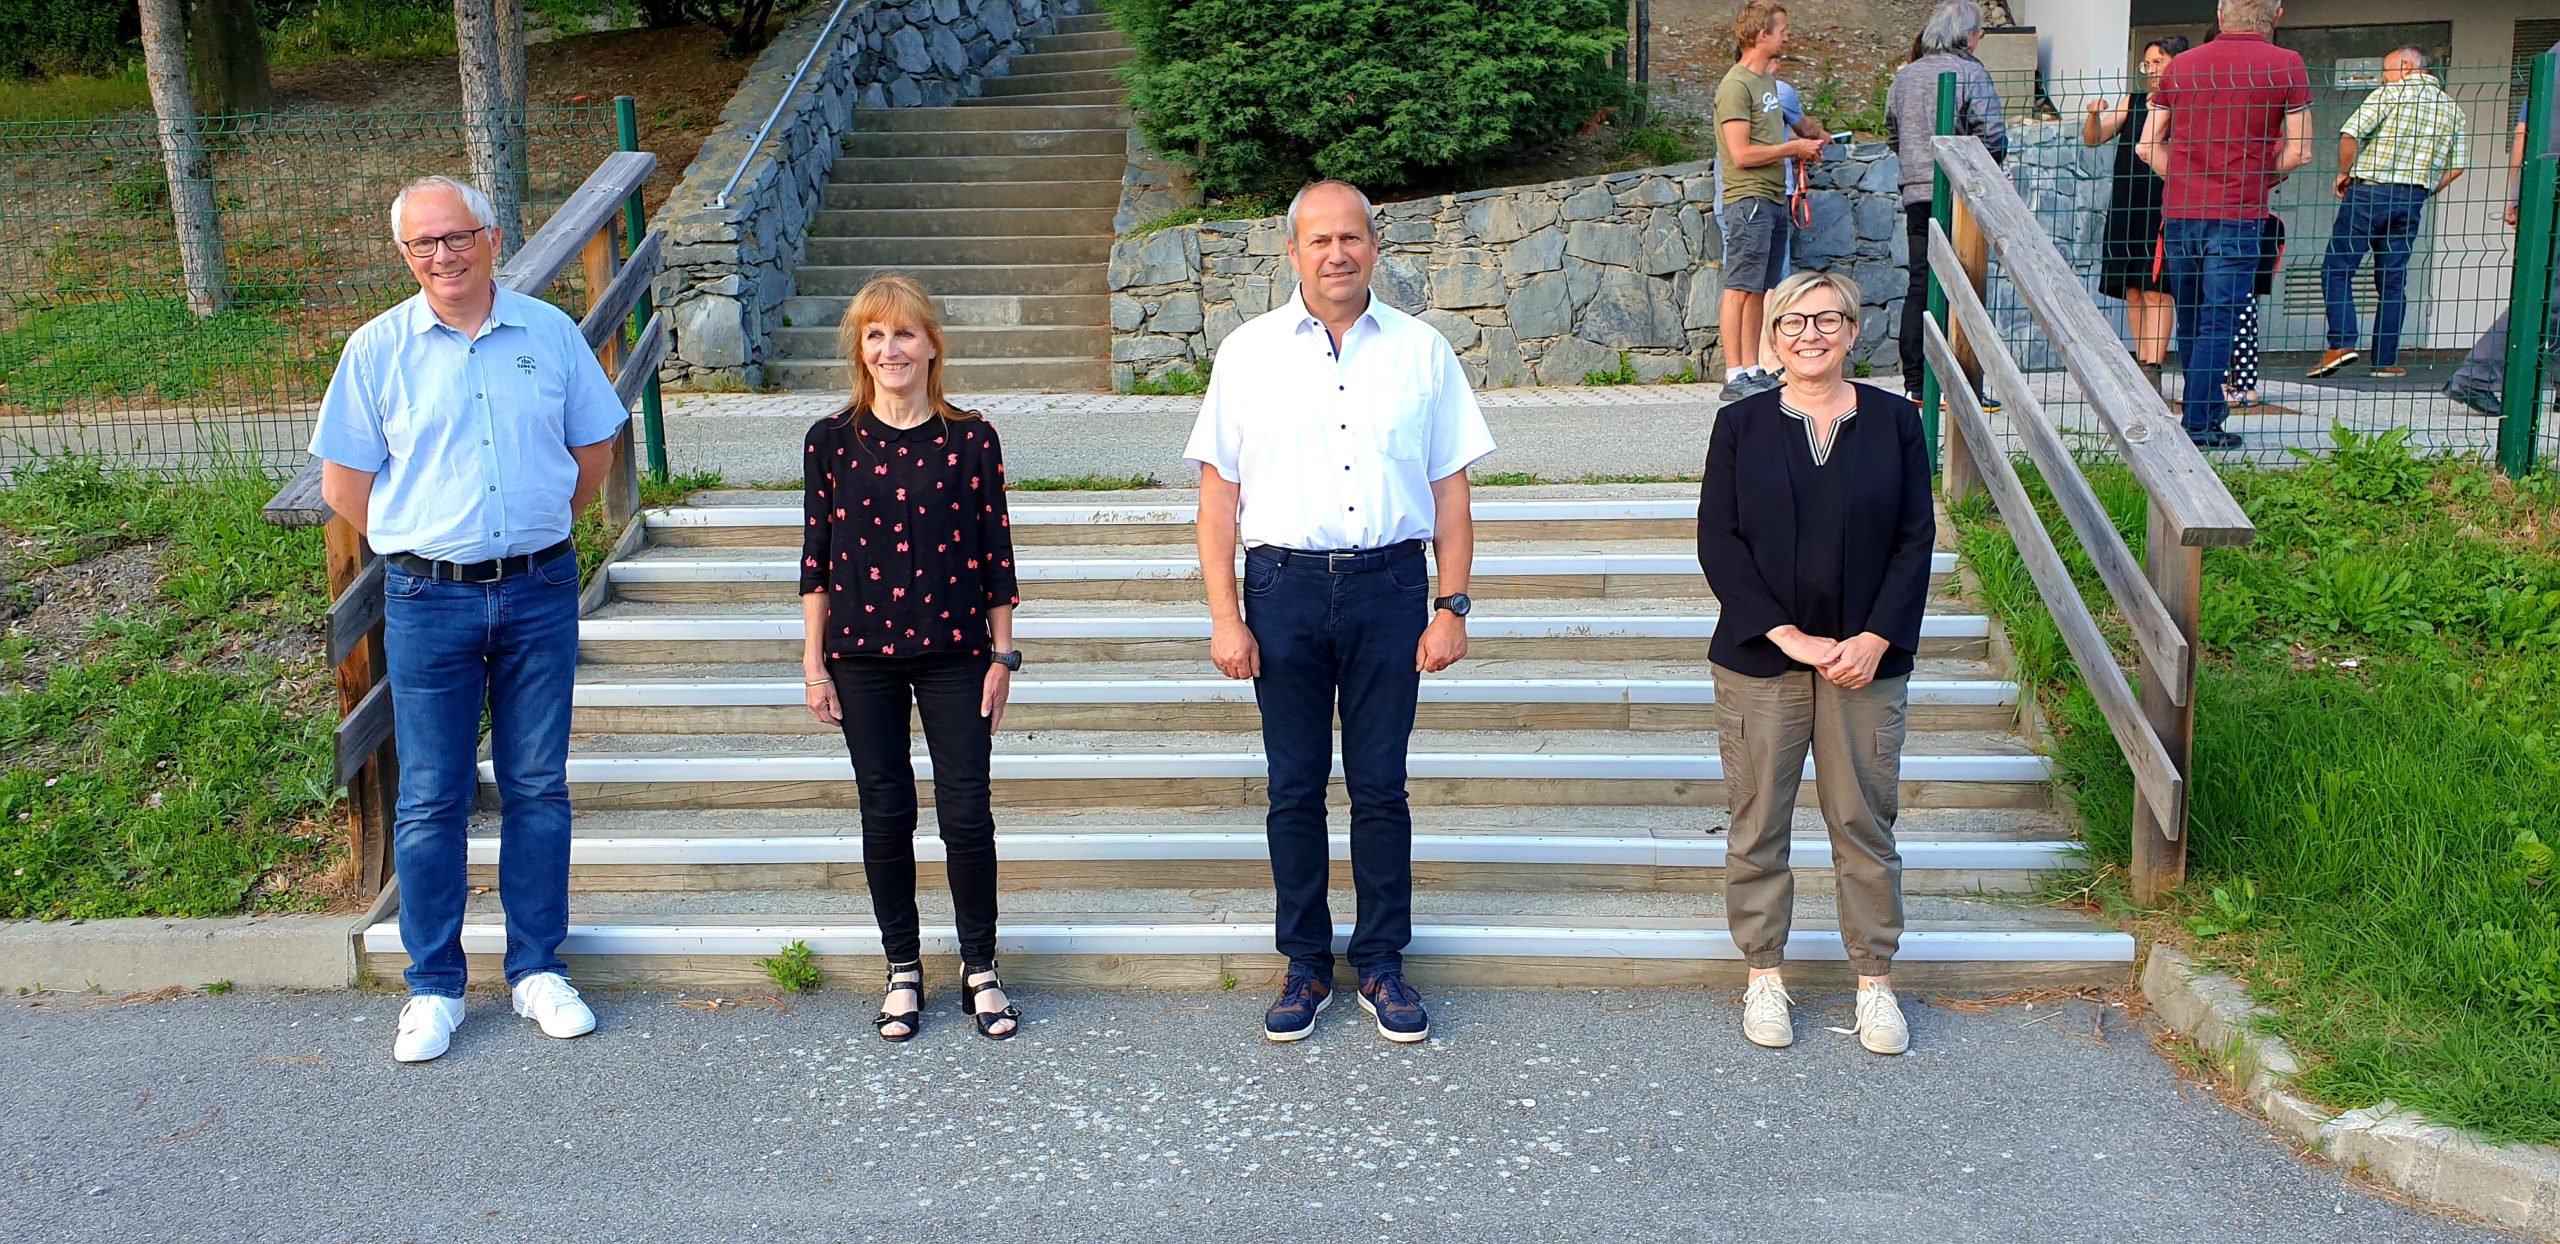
[2136,0,2311,449]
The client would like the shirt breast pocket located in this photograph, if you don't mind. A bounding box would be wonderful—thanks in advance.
[1372,390,1427,463]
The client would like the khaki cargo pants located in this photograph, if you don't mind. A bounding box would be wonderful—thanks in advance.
[1710,664,1909,976]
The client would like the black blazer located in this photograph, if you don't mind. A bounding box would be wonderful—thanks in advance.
[1695,384,1937,679]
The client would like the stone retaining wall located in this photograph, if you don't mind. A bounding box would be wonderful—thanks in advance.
[1108,121,2107,388]
[653,0,1060,387]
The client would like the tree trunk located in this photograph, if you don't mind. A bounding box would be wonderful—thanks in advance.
[138,0,233,317]
[454,0,524,258]
[495,0,529,245]
[188,0,272,117]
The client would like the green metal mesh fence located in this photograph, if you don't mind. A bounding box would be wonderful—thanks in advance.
[0,107,621,476]
[1942,61,2557,469]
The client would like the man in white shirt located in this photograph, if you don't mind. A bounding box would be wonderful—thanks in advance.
[1184,180,1497,1045]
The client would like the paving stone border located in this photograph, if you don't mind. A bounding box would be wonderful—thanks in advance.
[1106,120,2111,391]
[2142,946,2560,1238]
[652,0,1064,388]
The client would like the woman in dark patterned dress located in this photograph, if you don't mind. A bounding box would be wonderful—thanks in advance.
[2084,37,2187,390]
[799,275,1025,1042]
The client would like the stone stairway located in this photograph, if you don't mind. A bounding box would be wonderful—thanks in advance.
[767,10,1128,393]
[364,486,2130,993]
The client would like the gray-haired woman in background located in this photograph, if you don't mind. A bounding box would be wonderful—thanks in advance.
[1884,1,2007,405]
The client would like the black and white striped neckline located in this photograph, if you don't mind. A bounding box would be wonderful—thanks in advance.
[1778,398,1858,467]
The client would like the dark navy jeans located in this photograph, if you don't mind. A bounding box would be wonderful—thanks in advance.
[2165,217,2264,437]
[2322,182,2428,365]
[381,550,581,998]
[1243,541,1430,980]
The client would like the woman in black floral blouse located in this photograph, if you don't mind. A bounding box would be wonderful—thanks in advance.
[800,275,1023,1042]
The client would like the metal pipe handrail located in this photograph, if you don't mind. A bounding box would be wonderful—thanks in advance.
[712,0,866,209]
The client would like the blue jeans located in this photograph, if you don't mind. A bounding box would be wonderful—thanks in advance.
[2165,218,2264,436]
[1243,542,1430,980]
[2322,182,2428,365]
[381,551,582,997]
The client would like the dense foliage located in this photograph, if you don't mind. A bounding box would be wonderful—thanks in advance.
[1107,0,1630,199]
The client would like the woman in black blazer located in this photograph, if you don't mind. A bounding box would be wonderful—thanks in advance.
[1697,271,1936,1058]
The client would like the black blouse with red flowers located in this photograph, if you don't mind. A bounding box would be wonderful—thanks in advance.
[800,411,1019,660]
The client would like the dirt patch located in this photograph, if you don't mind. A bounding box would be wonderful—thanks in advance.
[268,24,753,216]
[1648,0,1940,136]
[0,543,165,687]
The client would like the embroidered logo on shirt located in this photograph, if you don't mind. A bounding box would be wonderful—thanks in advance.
[514,355,537,374]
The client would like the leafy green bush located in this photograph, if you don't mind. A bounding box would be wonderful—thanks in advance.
[1107,0,1631,199]
[0,0,132,80]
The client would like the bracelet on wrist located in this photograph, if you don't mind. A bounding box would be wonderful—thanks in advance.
[804,678,829,687]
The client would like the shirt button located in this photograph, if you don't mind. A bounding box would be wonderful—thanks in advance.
[1338,385,1345,391]
[487,486,496,492]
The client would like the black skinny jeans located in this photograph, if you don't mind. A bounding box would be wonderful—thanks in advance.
[1900,200,1933,390]
[827,652,999,967]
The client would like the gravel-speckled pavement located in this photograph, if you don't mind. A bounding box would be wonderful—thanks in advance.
[0,986,2503,1243]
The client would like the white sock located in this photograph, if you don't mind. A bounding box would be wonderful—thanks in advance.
[1726,366,1750,382]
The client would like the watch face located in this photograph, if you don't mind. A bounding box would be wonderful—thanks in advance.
[1442,593,1471,616]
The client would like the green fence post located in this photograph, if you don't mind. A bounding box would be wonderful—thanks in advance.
[1922,70,1954,471]
[616,95,669,484]
[2503,54,2558,476]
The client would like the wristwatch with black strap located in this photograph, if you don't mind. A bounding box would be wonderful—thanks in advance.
[990,649,1022,671]
[1433,593,1471,619]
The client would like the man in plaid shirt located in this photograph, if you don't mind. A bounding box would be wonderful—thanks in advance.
[2310,46,2468,379]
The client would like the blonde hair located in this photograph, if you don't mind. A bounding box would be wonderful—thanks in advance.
[1761,270,1862,354]
[1732,0,1787,59]
[833,274,977,424]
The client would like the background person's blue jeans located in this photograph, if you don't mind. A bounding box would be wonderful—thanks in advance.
[2165,218,2263,437]
[381,552,582,998]
[2322,182,2428,366]
[1243,543,1430,981]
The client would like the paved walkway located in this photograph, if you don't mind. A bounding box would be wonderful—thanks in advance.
[0,987,2504,1243]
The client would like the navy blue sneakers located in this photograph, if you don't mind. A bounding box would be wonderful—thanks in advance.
[1356,970,1429,1043]
[1263,970,1332,1042]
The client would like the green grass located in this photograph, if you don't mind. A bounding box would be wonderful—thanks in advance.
[267,0,457,66]
[1952,428,2560,1143]
[1580,351,1639,386]
[1126,196,1284,237]
[1616,120,1702,168]
[0,67,151,122]
[0,459,342,920]
[1124,358,1212,396]
[1011,473,1162,492]
[0,298,309,414]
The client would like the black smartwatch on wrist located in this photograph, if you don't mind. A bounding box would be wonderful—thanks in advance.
[1433,593,1471,618]
[990,649,1022,671]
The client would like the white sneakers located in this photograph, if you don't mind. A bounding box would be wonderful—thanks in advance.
[1834,981,1911,1056]
[393,994,466,1063]
[1741,974,1796,1048]
[393,973,595,1063]
[511,972,598,1039]
[1742,975,1911,1055]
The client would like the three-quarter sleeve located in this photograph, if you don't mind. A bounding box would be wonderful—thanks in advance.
[800,422,832,596]
[1860,405,1937,654]
[973,422,1020,610]
[1696,412,1792,644]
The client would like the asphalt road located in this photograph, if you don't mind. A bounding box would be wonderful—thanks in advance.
[0,985,2506,1244]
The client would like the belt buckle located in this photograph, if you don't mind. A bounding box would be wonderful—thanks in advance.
[1326,550,1357,573]
[461,560,503,585]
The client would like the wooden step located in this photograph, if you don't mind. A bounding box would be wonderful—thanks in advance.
[644,496,1705,546]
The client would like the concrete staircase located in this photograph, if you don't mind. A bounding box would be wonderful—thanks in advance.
[363,486,2131,994]
[767,10,1129,393]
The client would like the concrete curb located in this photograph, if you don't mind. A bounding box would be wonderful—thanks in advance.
[0,911,370,994]
[2141,946,2560,1238]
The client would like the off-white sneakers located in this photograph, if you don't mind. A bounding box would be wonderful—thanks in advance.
[1831,981,1911,1055]
[1741,974,1796,1048]
[511,972,597,1039]
[393,994,466,1063]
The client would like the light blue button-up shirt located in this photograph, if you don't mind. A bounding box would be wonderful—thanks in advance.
[308,285,629,562]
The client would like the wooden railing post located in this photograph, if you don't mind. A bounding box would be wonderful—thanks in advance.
[322,515,397,893]
[1940,196,1988,507]
[2132,503,2200,903]
[579,221,641,530]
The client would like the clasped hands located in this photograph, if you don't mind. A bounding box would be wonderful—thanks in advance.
[1768,625,1890,691]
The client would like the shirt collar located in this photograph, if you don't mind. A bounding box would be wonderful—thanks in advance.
[1291,286,1385,340]
[861,411,945,443]
[404,283,523,337]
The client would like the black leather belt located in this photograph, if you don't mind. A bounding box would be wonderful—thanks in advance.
[387,539,574,584]
[1251,540,1425,574]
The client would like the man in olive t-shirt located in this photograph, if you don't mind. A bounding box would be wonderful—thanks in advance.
[1715,1,1826,399]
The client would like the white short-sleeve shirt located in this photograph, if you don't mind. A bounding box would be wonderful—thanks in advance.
[1182,290,1496,550]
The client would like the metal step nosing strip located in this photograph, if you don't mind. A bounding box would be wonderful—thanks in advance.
[577,614,1994,643]
[366,921,2133,963]
[647,501,1709,528]
[465,833,2082,870]
[568,677,2018,708]
[606,551,1958,582]
[512,753,2054,783]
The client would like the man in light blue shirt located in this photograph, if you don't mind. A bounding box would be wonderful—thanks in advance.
[310,174,627,1063]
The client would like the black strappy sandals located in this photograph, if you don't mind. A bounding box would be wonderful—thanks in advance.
[959,963,1022,1041]
[873,962,923,1042]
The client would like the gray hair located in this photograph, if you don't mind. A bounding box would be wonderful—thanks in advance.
[1761,270,1863,355]
[1917,1,1984,57]
[2389,45,2431,72]
[1284,179,1376,246]
[389,175,497,241]
[2215,0,2280,36]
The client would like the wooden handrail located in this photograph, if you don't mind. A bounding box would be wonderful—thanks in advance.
[1930,136,2253,548]
[1924,134,2257,905]
[261,148,667,898]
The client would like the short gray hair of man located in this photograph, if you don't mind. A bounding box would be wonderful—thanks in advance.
[2215,0,2281,36]
[389,175,498,242]
[1284,179,1377,246]
[2389,45,2431,72]
[1917,1,1984,58]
